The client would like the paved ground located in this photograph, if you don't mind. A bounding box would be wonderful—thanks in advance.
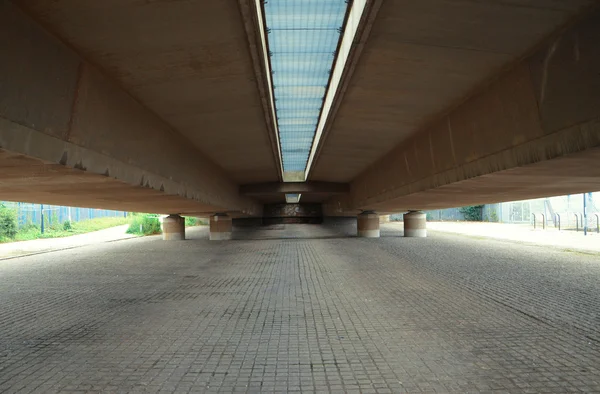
[1,223,599,393]
[403,221,600,253]
[0,225,135,259]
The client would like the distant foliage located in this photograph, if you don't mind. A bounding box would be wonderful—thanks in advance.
[127,214,162,235]
[49,212,60,230]
[0,204,18,239]
[21,222,39,232]
[185,216,198,226]
[459,205,484,221]
[63,220,72,231]
[185,217,208,226]
[488,209,499,222]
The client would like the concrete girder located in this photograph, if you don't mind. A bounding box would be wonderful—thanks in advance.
[324,9,600,215]
[0,1,261,216]
[15,0,281,184]
[310,0,599,183]
[240,182,350,196]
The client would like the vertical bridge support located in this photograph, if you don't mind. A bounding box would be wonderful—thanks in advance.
[404,211,427,238]
[357,211,380,238]
[163,214,185,241]
[210,213,232,241]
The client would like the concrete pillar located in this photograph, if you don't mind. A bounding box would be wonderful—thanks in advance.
[210,213,232,241]
[357,211,380,238]
[404,211,427,237]
[162,214,185,240]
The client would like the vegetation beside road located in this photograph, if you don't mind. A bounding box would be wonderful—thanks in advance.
[125,214,206,236]
[0,204,208,242]
[126,214,162,236]
[1,214,130,243]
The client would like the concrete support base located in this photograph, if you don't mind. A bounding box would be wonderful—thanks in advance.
[210,213,232,241]
[162,214,185,241]
[404,211,427,237]
[357,211,380,238]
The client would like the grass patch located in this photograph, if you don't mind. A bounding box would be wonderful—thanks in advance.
[1,216,131,243]
[126,214,162,236]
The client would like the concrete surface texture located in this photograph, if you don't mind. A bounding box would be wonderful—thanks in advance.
[1,224,599,393]
[1,1,599,216]
[324,6,600,214]
[15,0,281,185]
[0,1,262,217]
[310,0,598,182]
[420,221,600,253]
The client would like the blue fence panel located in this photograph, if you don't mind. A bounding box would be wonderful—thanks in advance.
[1,201,127,228]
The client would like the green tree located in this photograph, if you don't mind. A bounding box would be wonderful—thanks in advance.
[0,204,18,239]
[459,205,484,221]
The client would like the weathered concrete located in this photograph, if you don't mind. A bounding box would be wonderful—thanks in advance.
[310,0,598,182]
[0,1,261,216]
[403,211,427,238]
[2,0,600,216]
[324,8,600,215]
[162,214,185,241]
[209,213,232,241]
[357,211,380,238]
[240,181,349,195]
[16,0,281,184]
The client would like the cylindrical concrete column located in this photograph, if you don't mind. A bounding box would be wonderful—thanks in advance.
[404,211,427,237]
[357,211,380,238]
[210,213,232,241]
[162,214,185,241]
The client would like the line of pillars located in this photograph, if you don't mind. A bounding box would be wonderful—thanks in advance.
[162,213,232,241]
[357,210,427,238]
[162,211,426,241]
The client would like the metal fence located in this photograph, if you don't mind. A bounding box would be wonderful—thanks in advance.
[506,193,599,230]
[1,202,127,228]
[389,192,600,229]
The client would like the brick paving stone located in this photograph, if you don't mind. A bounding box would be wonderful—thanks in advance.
[0,224,599,393]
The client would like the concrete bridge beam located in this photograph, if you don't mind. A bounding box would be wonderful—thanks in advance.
[0,1,261,216]
[324,9,600,215]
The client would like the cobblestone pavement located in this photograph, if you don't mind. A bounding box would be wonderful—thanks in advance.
[1,224,599,393]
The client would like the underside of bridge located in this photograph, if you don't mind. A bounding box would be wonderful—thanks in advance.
[1,0,600,228]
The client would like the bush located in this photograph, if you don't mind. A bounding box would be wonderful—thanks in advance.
[63,220,72,231]
[127,214,162,235]
[21,222,39,232]
[184,216,198,227]
[459,205,484,221]
[184,217,208,226]
[489,209,499,222]
[50,212,60,230]
[0,205,18,239]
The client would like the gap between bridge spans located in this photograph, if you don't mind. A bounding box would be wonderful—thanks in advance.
[254,0,368,181]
